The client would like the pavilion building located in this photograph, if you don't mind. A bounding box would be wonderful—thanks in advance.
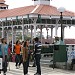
[0,0,75,51]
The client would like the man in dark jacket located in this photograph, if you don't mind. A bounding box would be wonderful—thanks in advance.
[34,37,42,75]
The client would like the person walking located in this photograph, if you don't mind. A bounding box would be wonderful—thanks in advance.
[34,37,42,75]
[23,40,29,75]
[0,38,8,75]
[14,40,21,69]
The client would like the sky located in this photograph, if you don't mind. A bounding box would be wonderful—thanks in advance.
[5,0,75,39]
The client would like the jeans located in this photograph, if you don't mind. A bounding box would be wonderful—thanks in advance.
[35,54,41,75]
[0,55,8,73]
[15,54,20,67]
[19,55,23,66]
[23,59,29,75]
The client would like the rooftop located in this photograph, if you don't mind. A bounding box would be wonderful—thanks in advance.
[0,0,5,3]
[0,5,74,18]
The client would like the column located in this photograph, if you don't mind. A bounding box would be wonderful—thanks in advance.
[22,17,24,41]
[13,30,16,43]
[55,19,59,37]
[31,25,33,43]
[27,25,28,36]
[2,22,4,38]
[25,25,28,36]
[51,26,53,43]
[33,18,37,38]
[11,18,14,52]
[46,26,49,39]
[4,30,7,38]
[7,30,9,44]
[40,25,42,44]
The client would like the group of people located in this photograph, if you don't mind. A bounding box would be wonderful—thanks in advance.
[0,37,42,75]
[13,37,42,75]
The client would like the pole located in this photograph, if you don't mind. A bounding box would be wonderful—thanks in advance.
[60,12,63,41]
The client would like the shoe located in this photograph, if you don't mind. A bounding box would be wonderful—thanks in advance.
[16,66,19,69]
[18,65,20,68]
[32,65,36,67]
[3,73,6,75]
[0,71,1,74]
[24,74,29,75]
[34,73,41,75]
[69,68,73,70]
[28,66,31,67]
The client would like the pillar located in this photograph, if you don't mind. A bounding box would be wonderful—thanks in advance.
[7,30,9,44]
[34,24,36,38]
[55,19,59,37]
[51,26,53,43]
[40,25,43,44]
[27,25,29,36]
[31,25,33,43]
[22,17,24,41]
[11,18,14,52]
[13,30,16,43]
[32,18,37,38]
[2,22,4,38]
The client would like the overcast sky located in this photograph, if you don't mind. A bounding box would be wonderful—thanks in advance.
[5,0,75,39]
[5,0,75,12]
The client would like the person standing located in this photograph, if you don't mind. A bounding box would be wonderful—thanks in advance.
[23,40,29,75]
[14,40,21,69]
[32,38,36,67]
[1,38,8,75]
[27,40,31,67]
[34,37,42,75]
[19,41,24,67]
[70,48,75,70]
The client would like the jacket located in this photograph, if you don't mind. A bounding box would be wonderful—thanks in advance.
[23,46,28,62]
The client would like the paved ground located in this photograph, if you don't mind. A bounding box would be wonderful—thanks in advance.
[0,62,75,75]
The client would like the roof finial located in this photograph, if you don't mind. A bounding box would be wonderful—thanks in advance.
[33,0,52,5]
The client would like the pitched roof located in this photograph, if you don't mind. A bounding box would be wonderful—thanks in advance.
[0,0,5,3]
[0,3,8,7]
[0,5,74,18]
[0,5,36,18]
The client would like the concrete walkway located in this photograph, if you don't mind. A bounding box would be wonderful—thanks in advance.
[0,62,75,75]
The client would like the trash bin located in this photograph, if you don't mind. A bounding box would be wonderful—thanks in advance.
[53,40,67,69]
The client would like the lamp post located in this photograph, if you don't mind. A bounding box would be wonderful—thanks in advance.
[58,7,65,41]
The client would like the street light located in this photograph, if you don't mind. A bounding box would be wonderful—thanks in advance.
[58,7,65,41]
